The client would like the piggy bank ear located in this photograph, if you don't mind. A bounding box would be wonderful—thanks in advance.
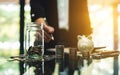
[87,35,92,40]
[77,35,82,40]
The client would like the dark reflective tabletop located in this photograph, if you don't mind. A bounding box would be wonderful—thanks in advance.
[22,48,119,75]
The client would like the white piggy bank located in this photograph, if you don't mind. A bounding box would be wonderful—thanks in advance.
[77,35,94,54]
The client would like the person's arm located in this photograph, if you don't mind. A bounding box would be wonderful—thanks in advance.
[30,0,54,42]
[30,0,45,22]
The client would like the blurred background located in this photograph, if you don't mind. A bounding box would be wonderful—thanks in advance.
[0,0,120,75]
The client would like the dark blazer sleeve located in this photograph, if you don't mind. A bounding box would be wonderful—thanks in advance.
[30,0,46,22]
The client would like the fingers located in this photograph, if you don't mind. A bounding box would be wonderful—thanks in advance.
[44,31,52,42]
[35,31,53,43]
[44,24,54,33]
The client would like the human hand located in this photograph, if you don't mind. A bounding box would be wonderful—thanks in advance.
[35,18,54,42]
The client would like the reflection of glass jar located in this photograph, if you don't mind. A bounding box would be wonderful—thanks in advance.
[24,22,44,56]
[55,45,64,72]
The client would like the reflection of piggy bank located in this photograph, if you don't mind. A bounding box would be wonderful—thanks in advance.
[77,35,94,54]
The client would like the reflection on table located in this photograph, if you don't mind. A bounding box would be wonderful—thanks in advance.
[22,47,119,75]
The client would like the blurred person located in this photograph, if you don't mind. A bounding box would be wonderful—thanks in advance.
[30,0,92,48]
